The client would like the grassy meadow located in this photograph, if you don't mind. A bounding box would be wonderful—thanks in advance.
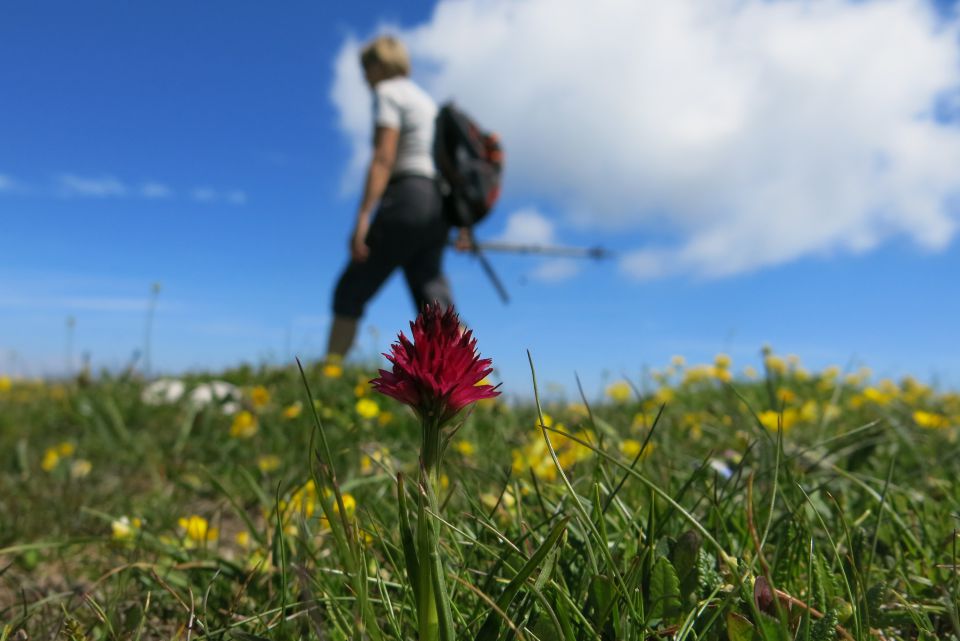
[1,350,959,640]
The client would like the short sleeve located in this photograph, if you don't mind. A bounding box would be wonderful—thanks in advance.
[373,84,402,129]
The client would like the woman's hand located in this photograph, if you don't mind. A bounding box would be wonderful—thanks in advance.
[350,218,371,262]
[454,227,475,252]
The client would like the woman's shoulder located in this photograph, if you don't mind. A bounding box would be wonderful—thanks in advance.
[376,77,435,108]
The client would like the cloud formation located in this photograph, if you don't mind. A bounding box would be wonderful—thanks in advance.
[493,208,581,281]
[59,174,126,198]
[141,182,173,199]
[45,174,246,205]
[331,0,960,279]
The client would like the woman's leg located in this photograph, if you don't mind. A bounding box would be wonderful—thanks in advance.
[402,237,454,313]
[328,255,396,358]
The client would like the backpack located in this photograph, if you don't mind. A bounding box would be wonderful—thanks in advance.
[433,102,504,228]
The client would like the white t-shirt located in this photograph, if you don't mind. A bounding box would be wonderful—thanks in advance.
[373,77,437,179]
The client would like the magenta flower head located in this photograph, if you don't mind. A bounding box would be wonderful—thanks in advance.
[371,304,500,428]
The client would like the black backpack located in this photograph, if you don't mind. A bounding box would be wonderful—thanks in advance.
[433,102,504,227]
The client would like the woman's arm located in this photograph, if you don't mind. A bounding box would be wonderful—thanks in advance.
[351,126,399,262]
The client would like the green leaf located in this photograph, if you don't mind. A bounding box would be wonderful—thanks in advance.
[647,556,681,621]
[726,611,757,641]
[397,472,421,610]
[755,613,791,641]
[474,516,570,641]
[588,573,615,629]
[671,529,702,603]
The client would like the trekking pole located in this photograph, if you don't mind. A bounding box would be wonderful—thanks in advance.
[451,231,511,304]
[465,241,612,260]
[472,242,511,304]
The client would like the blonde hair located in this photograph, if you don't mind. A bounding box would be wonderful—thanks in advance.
[360,35,411,79]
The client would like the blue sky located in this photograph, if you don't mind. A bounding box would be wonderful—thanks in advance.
[2,0,960,399]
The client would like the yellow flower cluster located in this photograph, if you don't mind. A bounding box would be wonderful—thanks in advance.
[512,415,596,480]
[250,385,271,409]
[322,357,343,379]
[178,514,218,547]
[111,516,143,541]
[356,398,380,419]
[605,381,632,403]
[282,401,303,419]
[230,410,258,438]
[41,441,90,477]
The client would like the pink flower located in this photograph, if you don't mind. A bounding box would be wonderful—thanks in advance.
[371,305,500,427]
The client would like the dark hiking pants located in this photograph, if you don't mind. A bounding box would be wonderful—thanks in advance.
[333,175,454,319]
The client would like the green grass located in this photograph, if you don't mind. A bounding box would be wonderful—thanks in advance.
[1,352,959,640]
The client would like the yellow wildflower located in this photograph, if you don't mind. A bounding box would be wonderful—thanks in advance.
[377,411,393,426]
[333,492,356,517]
[286,480,318,518]
[654,387,675,405]
[0,375,11,393]
[620,438,655,461]
[111,516,142,541]
[799,400,819,423]
[230,410,258,438]
[355,398,380,419]
[764,355,787,376]
[714,353,732,369]
[682,365,714,385]
[862,387,892,406]
[257,454,281,473]
[178,515,218,545]
[322,362,343,379]
[913,410,949,429]
[567,402,590,418]
[56,442,75,457]
[758,409,798,433]
[41,448,60,471]
[743,366,758,379]
[539,413,554,429]
[713,366,733,383]
[354,382,368,398]
[282,401,303,419]
[844,373,863,387]
[777,388,797,404]
[235,530,252,548]
[250,385,270,409]
[606,381,632,402]
[455,440,475,457]
[670,355,686,368]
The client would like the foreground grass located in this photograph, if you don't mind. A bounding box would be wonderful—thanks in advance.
[1,352,959,640]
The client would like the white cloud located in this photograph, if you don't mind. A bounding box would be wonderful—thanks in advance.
[58,174,127,197]
[531,258,580,283]
[330,34,376,193]
[191,187,218,203]
[141,181,173,199]
[493,208,581,281]
[225,190,247,205]
[494,208,556,245]
[331,0,960,279]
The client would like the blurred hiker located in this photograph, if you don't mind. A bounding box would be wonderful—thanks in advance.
[326,35,465,359]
